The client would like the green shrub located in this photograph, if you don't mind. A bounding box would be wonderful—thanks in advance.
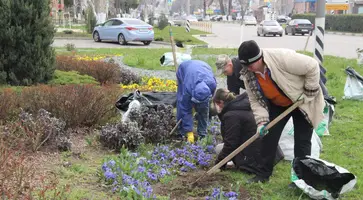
[49,70,99,85]
[85,5,97,34]
[65,43,76,51]
[158,13,169,30]
[292,14,363,33]
[0,0,55,85]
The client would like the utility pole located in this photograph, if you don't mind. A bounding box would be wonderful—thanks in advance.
[314,0,326,83]
[188,0,191,15]
[203,0,207,18]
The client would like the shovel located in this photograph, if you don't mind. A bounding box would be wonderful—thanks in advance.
[191,100,303,186]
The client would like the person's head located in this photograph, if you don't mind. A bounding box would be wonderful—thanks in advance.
[238,40,264,73]
[215,54,234,76]
[212,88,236,112]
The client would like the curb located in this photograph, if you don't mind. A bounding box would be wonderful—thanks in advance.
[54,37,92,40]
[193,34,217,37]
[325,31,363,37]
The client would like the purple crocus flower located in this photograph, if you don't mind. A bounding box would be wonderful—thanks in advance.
[211,188,221,198]
[108,160,116,167]
[224,191,238,198]
[137,166,146,173]
[105,171,116,180]
[147,172,158,181]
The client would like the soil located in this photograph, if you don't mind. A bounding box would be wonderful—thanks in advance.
[153,170,251,200]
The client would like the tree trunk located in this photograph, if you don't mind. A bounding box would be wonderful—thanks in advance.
[228,0,232,15]
[219,0,225,15]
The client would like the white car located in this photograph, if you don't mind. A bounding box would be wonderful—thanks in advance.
[243,16,257,26]
[257,20,283,37]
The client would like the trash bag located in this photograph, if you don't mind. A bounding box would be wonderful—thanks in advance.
[291,156,356,200]
[278,117,322,161]
[343,67,363,101]
[159,52,192,67]
[357,48,363,65]
[115,90,177,112]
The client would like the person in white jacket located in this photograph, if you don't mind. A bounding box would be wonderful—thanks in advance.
[237,40,325,185]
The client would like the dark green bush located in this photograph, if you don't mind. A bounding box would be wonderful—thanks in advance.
[0,0,55,85]
[292,14,363,33]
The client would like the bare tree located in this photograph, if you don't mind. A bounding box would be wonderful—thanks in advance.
[218,0,225,15]
[238,0,249,21]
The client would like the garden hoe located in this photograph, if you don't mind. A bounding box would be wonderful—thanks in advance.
[190,100,303,187]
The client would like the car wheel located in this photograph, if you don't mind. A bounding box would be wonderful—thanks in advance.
[285,29,288,35]
[280,34,283,37]
[118,34,127,45]
[292,30,295,35]
[310,31,313,36]
[143,41,151,45]
[257,32,260,36]
[93,31,101,42]
[302,33,305,36]
[273,34,276,37]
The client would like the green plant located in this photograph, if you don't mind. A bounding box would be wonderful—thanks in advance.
[85,5,96,34]
[0,0,55,85]
[63,30,73,34]
[65,43,76,51]
[158,13,169,30]
[49,70,99,85]
[292,14,363,33]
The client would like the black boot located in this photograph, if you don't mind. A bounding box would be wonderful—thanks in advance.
[246,176,269,184]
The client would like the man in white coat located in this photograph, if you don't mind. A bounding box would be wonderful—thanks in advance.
[237,40,325,185]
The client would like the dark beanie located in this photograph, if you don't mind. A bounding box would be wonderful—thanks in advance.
[238,40,262,66]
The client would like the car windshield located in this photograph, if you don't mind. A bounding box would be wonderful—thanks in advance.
[264,21,279,26]
[296,19,311,24]
[123,19,147,25]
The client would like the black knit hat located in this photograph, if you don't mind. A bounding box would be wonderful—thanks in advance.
[238,40,262,66]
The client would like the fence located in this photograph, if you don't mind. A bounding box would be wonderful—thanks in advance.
[190,21,213,33]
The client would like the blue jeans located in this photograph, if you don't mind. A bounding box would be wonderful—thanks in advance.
[194,101,209,138]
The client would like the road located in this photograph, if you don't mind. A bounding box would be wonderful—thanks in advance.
[195,23,362,58]
[53,23,361,58]
[53,39,169,49]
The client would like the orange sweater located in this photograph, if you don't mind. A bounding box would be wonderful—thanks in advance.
[256,71,292,107]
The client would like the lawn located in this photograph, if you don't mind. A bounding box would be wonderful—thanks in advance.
[2,48,362,199]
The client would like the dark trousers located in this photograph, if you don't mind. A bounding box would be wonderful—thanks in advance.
[260,102,313,178]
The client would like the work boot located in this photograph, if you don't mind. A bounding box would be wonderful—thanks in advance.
[246,176,269,184]
[187,132,194,143]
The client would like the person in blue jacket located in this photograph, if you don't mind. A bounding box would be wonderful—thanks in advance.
[176,60,217,143]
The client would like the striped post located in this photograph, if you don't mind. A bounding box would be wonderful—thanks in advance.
[314,0,327,82]
[185,20,190,32]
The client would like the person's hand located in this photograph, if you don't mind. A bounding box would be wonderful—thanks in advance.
[257,123,268,137]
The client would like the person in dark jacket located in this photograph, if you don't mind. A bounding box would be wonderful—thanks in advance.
[215,55,245,94]
[176,60,217,143]
[212,88,263,175]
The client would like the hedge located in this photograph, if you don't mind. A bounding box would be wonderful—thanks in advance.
[292,14,363,33]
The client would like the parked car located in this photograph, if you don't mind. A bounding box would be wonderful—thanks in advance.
[210,15,223,21]
[257,20,283,37]
[285,19,314,36]
[276,15,291,24]
[93,18,154,45]
[243,16,257,26]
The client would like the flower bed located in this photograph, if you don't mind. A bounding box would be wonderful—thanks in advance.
[121,77,177,92]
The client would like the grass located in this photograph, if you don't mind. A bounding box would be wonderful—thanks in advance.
[49,70,99,85]
[154,26,208,45]
[197,49,362,199]
[3,48,360,199]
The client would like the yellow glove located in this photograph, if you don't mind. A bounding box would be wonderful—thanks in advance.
[187,132,194,143]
